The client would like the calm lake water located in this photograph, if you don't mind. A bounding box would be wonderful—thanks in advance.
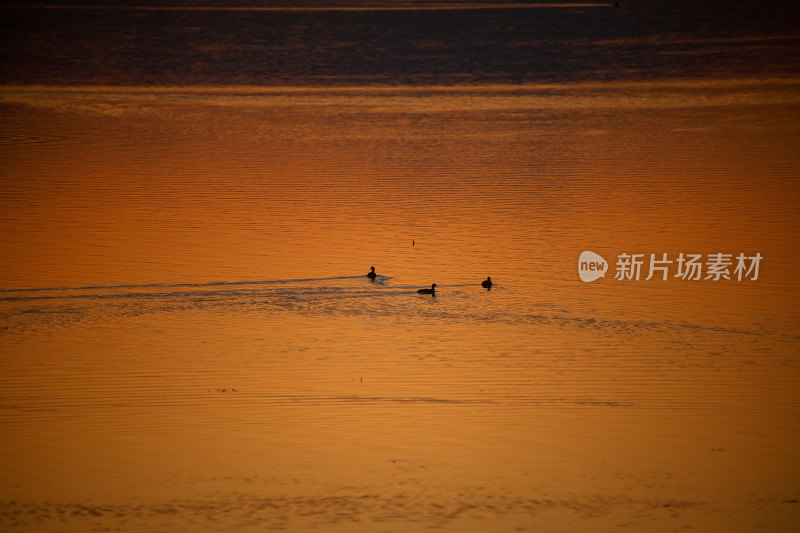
[1,1,800,532]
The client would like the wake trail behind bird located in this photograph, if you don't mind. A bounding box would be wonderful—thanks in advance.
[0,275,382,295]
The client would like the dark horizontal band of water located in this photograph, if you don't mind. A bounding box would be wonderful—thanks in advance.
[3,1,797,86]
[3,3,610,11]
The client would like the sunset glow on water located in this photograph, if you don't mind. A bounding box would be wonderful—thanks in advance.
[1,1,800,531]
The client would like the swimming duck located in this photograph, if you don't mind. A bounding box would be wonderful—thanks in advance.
[482,276,493,289]
[417,283,437,295]
[367,266,377,280]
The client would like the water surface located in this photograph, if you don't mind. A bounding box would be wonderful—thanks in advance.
[1,2,800,532]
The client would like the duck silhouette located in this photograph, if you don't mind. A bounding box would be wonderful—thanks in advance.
[367,266,377,280]
[417,283,436,295]
[481,276,493,289]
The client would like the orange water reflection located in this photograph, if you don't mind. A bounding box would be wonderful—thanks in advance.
[1,82,799,531]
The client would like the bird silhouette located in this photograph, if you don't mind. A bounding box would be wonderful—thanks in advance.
[417,283,437,295]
